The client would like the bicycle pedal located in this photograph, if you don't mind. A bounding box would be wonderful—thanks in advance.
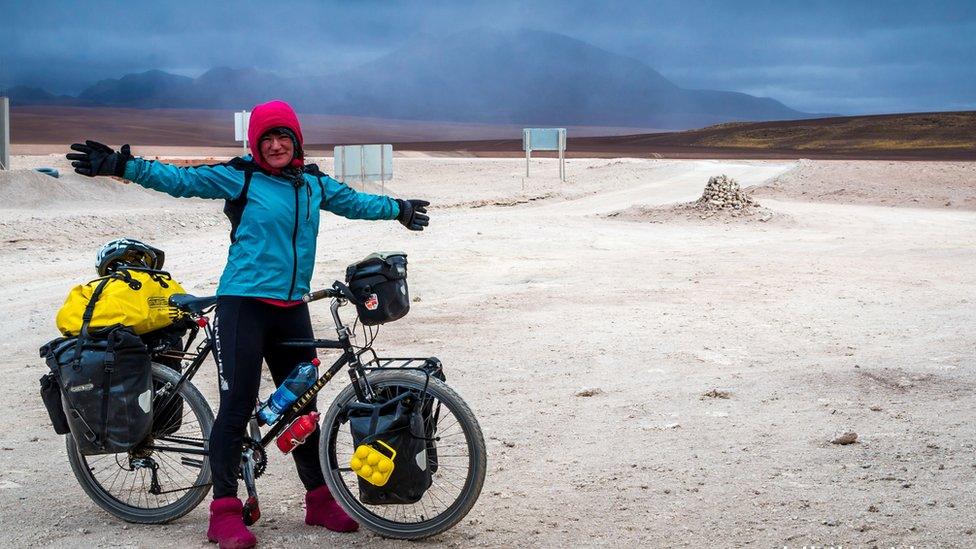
[242,496,261,526]
[350,441,396,486]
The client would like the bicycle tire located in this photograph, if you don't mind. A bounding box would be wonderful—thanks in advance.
[66,363,214,524]
[319,369,487,540]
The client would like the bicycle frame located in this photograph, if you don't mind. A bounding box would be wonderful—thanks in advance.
[147,292,440,458]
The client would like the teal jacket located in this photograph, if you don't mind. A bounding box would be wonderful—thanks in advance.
[123,156,400,300]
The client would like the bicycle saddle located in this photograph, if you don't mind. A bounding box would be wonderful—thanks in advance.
[169,293,217,314]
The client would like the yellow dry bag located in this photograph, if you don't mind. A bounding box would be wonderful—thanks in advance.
[56,269,187,336]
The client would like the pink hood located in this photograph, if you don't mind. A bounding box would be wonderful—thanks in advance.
[247,100,305,174]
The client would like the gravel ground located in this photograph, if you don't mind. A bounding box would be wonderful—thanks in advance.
[0,155,973,547]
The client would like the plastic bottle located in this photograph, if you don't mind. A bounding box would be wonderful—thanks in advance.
[276,412,320,454]
[256,358,320,426]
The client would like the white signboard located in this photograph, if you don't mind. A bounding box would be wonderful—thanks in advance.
[523,128,566,181]
[334,144,394,191]
[234,111,251,150]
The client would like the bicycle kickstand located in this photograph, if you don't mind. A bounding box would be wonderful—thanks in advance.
[241,447,261,526]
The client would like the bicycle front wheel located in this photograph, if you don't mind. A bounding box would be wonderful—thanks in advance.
[66,363,214,523]
[320,369,487,539]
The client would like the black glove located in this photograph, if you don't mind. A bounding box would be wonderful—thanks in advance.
[66,140,132,178]
[396,199,430,231]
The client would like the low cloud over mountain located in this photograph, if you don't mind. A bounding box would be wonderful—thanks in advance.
[8,29,812,129]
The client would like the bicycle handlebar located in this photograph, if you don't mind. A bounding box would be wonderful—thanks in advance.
[301,288,337,303]
[301,281,359,304]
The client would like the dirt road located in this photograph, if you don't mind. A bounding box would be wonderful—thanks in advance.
[0,156,973,547]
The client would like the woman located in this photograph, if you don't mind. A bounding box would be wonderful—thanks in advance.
[67,100,430,549]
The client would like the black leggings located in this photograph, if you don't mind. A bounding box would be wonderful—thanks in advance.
[210,296,325,499]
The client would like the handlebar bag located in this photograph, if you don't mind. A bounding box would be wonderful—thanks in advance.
[56,268,187,336]
[347,393,432,505]
[344,252,409,326]
[40,276,153,454]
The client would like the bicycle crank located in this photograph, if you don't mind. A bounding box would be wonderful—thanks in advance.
[240,440,261,526]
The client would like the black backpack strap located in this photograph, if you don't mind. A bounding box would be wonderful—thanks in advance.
[303,164,329,208]
[223,161,255,243]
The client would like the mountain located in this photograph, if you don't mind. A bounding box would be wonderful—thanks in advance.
[4,85,85,106]
[187,67,286,109]
[8,28,812,129]
[302,28,807,127]
[78,70,194,107]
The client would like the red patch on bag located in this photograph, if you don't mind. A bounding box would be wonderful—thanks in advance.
[365,293,379,311]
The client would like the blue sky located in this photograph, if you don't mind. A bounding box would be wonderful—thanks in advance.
[1,0,973,114]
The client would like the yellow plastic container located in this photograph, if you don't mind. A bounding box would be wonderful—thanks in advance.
[350,440,396,486]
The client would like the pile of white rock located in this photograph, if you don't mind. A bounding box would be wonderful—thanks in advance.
[694,174,758,212]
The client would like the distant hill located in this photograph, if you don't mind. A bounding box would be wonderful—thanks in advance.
[6,28,813,129]
[595,111,976,154]
[393,111,976,160]
[9,106,971,160]
[78,70,194,107]
[8,106,663,147]
[4,85,85,106]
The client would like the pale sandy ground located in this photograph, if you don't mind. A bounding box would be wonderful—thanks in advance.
[0,154,974,548]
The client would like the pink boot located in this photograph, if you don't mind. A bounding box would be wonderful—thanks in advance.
[305,485,359,532]
[207,497,257,549]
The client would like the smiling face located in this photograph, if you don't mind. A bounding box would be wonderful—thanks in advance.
[259,131,295,169]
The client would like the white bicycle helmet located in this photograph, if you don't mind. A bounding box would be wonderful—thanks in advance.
[96,238,165,277]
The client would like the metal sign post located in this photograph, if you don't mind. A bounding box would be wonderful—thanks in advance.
[0,97,9,170]
[558,128,566,180]
[234,111,251,154]
[522,128,566,181]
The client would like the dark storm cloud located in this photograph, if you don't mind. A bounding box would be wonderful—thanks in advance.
[1,0,973,114]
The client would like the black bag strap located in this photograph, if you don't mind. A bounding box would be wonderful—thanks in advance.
[242,169,254,199]
[98,333,117,450]
[223,168,254,243]
[360,400,411,446]
[315,175,326,208]
[67,276,113,448]
[71,277,113,368]
[118,266,173,288]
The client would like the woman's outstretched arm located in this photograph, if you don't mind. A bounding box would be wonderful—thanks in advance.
[124,158,244,200]
[318,175,430,230]
[67,140,244,200]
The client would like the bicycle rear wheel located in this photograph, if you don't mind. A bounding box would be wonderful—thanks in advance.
[66,363,214,523]
[320,369,486,539]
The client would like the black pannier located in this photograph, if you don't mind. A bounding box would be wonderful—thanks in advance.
[38,277,154,455]
[348,393,432,505]
[345,252,409,326]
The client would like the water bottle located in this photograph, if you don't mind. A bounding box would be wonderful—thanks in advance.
[256,358,320,426]
[276,412,320,454]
